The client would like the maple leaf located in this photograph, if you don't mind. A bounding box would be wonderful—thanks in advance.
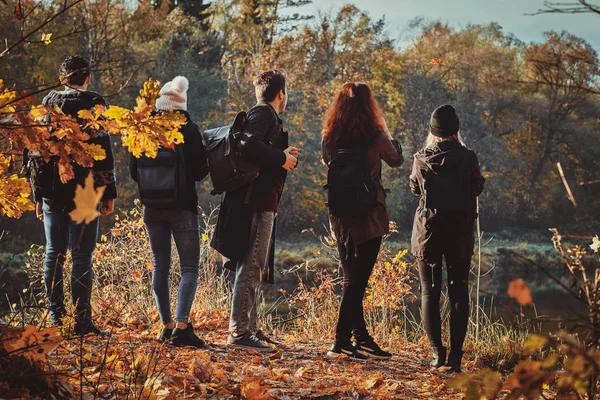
[41,33,52,45]
[429,58,444,65]
[3,325,62,363]
[69,172,106,224]
[507,278,533,306]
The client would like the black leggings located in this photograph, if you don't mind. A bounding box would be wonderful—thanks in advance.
[335,236,382,344]
[418,245,471,352]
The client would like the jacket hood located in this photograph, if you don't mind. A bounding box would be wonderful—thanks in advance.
[42,89,107,118]
[414,140,468,173]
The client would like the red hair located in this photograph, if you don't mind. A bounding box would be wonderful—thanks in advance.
[322,82,386,148]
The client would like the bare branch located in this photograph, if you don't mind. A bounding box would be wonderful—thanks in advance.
[528,0,600,16]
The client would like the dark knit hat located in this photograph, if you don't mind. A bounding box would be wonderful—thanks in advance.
[429,104,460,138]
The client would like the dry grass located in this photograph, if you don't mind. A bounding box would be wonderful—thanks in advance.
[0,204,535,398]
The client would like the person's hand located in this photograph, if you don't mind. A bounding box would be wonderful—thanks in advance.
[100,199,114,216]
[282,147,298,171]
[381,117,392,138]
[36,202,43,222]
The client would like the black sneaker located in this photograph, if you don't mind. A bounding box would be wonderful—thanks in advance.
[157,327,173,343]
[255,329,282,346]
[170,324,206,348]
[354,336,392,359]
[227,331,275,353]
[327,343,367,362]
[74,321,111,337]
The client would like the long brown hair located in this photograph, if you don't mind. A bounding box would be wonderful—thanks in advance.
[322,82,387,148]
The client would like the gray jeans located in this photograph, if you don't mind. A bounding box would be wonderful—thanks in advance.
[229,211,275,334]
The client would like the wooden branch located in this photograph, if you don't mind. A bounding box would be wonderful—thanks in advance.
[0,0,87,58]
[557,162,594,235]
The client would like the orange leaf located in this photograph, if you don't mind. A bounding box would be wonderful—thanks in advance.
[241,378,272,400]
[507,278,532,306]
[69,172,106,224]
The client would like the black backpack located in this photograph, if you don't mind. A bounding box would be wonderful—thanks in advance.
[136,144,186,209]
[325,145,378,218]
[202,110,277,195]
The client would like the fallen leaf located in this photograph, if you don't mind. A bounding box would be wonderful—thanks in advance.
[241,378,271,400]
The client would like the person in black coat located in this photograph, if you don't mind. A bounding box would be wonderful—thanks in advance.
[211,70,298,352]
[410,104,485,372]
[27,55,117,336]
[130,76,209,348]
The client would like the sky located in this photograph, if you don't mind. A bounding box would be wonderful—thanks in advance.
[289,0,600,52]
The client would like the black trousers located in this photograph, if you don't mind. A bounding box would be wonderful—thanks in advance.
[335,236,382,344]
[418,241,471,353]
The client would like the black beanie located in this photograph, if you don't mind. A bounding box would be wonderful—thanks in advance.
[429,104,460,138]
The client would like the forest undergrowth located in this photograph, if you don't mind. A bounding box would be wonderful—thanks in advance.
[0,202,549,399]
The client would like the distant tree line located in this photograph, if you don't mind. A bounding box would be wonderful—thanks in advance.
[0,0,598,242]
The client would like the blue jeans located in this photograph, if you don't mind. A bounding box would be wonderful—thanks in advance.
[42,198,99,323]
[229,211,275,334]
[143,207,200,324]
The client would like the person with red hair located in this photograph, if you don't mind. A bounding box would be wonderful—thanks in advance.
[322,82,404,361]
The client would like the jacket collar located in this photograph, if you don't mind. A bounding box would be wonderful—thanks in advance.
[257,101,282,124]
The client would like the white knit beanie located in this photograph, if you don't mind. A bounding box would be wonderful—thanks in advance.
[155,76,188,111]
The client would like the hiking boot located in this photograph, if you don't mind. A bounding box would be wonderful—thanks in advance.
[430,346,447,368]
[227,331,275,353]
[447,349,464,373]
[74,321,110,337]
[354,336,392,360]
[157,327,173,343]
[255,329,281,346]
[170,324,206,348]
[327,342,368,362]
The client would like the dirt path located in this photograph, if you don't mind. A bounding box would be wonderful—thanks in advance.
[48,323,466,399]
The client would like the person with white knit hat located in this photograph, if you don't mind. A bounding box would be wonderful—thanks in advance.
[130,75,209,348]
[155,76,189,111]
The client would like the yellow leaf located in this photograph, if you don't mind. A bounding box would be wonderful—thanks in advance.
[523,334,548,355]
[202,233,209,242]
[30,105,48,120]
[591,236,600,253]
[78,109,95,120]
[41,33,52,45]
[103,105,129,120]
[69,172,106,224]
[81,142,106,161]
